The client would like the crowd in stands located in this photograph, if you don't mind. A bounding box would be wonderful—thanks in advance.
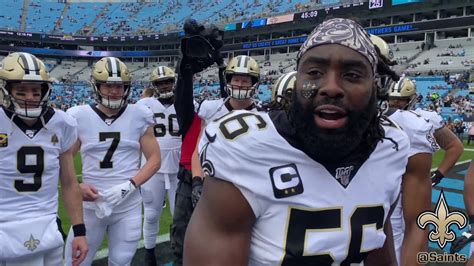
[0,0,368,36]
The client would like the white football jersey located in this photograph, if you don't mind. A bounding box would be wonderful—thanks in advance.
[0,107,77,222]
[415,108,445,131]
[137,97,181,173]
[198,110,409,265]
[388,109,439,156]
[67,104,154,212]
[197,98,258,124]
[387,109,438,264]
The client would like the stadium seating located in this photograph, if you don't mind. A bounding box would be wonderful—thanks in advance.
[60,2,108,34]
[0,0,22,30]
[406,38,474,72]
[25,1,64,33]
[1,0,339,35]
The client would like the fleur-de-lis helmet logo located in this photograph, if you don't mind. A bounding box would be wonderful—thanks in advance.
[417,190,467,248]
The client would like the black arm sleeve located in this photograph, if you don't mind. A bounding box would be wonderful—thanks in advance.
[218,66,228,98]
[175,59,196,139]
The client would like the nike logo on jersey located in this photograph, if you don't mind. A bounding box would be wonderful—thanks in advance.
[205,130,216,143]
[269,164,304,198]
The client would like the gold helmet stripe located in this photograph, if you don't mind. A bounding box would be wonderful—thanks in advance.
[276,72,296,97]
[19,52,40,77]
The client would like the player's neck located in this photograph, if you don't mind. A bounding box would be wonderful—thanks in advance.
[229,98,253,110]
[158,97,174,106]
[97,104,121,116]
[20,117,38,127]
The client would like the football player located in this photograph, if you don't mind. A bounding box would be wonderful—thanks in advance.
[64,57,161,265]
[371,36,434,265]
[197,55,260,123]
[136,66,181,265]
[185,18,410,265]
[261,70,296,111]
[0,52,88,266]
[191,55,261,207]
[169,55,260,265]
[385,79,434,265]
[388,78,463,187]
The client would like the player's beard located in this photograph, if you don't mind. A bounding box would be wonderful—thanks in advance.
[289,94,378,164]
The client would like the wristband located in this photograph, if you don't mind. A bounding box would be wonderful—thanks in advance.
[432,169,444,178]
[130,179,137,188]
[72,224,86,237]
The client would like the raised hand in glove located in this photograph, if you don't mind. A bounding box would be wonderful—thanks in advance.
[191,176,204,208]
[102,180,137,207]
[450,231,474,254]
[431,169,445,187]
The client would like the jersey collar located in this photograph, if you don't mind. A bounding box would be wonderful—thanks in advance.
[90,104,128,126]
[3,106,55,139]
[224,99,255,112]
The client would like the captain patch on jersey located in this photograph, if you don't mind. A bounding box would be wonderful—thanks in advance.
[198,110,409,265]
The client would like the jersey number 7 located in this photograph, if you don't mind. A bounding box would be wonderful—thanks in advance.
[99,132,120,169]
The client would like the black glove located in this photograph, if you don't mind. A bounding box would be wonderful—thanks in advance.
[178,54,206,75]
[191,176,204,208]
[450,231,474,254]
[431,169,444,187]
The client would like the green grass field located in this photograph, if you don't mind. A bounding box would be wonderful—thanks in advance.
[57,142,474,251]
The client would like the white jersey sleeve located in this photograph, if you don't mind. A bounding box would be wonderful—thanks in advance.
[197,98,227,124]
[388,110,439,156]
[415,108,445,130]
[135,103,156,136]
[57,109,78,153]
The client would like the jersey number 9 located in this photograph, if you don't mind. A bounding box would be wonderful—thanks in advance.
[15,146,44,192]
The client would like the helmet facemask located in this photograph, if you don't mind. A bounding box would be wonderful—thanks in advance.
[91,57,132,110]
[224,55,260,100]
[93,81,131,110]
[0,52,53,119]
[1,81,52,119]
[225,74,258,100]
[388,78,417,110]
[153,78,175,99]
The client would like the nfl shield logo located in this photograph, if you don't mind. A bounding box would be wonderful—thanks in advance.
[335,166,354,187]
